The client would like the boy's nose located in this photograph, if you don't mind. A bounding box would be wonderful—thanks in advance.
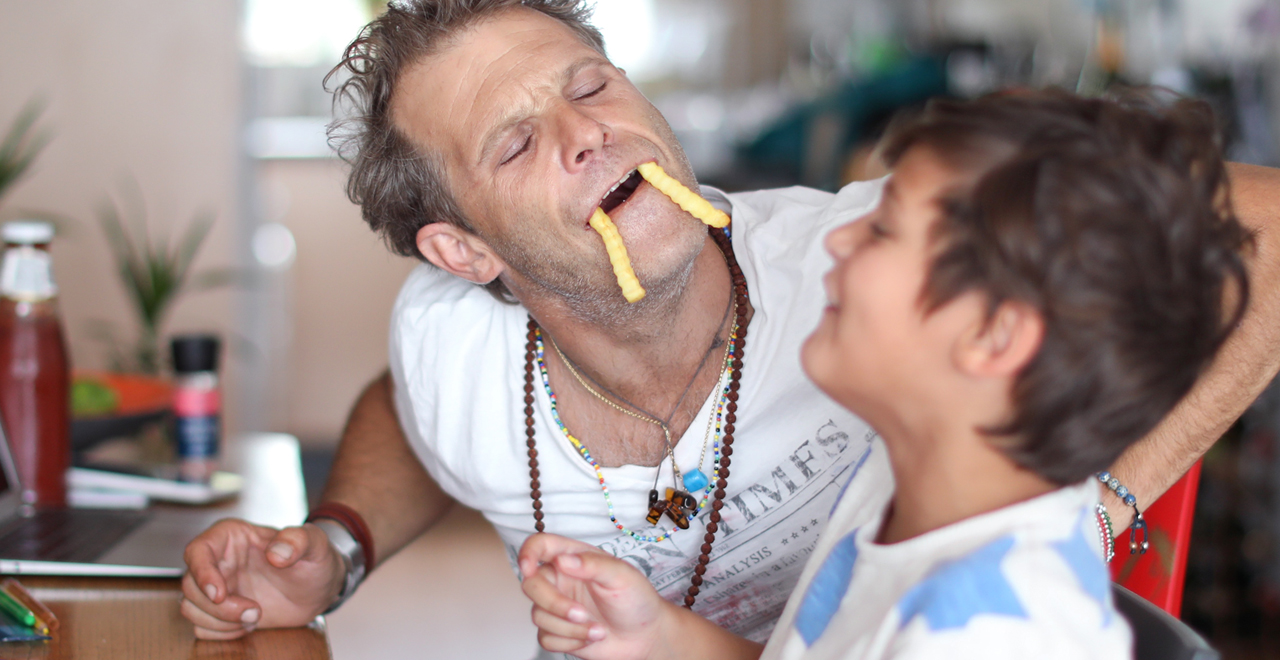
[825,220,859,259]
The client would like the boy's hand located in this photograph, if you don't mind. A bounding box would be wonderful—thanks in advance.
[519,533,675,660]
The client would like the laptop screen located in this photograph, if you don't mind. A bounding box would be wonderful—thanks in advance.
[0,416,23,516]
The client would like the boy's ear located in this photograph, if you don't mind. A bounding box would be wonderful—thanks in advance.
[416,222,506,285]
[955,300,1044,379]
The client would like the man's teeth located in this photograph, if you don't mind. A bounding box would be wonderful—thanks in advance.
[600,169,637,206]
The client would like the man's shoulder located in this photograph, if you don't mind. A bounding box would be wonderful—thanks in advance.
[723,178,886,229]
[392,263,511,325]
[389,263,521,369]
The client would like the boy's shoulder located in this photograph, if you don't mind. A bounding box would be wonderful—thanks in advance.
[888,487,1131,659]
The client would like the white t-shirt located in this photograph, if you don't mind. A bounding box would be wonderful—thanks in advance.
[761,480,1133,660]
[389,181,891,643]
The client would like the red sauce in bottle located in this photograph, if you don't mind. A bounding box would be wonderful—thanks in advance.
[0,224,70,508]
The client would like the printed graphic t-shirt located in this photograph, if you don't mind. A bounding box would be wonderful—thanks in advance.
[389,180,893,644]
[761,480,1133,660]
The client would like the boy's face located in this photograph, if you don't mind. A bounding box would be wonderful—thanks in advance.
[802,146,988,425]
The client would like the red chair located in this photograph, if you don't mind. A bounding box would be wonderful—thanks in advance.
[1110,460,1203,616]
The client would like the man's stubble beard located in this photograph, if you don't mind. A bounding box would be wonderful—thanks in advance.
[490,217,706,329]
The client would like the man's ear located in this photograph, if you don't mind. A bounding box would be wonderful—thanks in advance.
[955,300,1044,379]
[416,222,506,284]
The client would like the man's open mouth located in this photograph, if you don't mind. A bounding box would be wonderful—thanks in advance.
[599,169,643,214]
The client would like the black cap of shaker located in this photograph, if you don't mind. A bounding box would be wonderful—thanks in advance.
[171,335,220,374]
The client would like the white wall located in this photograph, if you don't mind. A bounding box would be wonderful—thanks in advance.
[255,158,416,442]
[0,0,245,428]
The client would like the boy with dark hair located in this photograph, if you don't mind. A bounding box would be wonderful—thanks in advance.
[518,88,1251,659]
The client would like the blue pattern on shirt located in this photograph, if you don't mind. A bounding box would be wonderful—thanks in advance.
[795,529,860,646]
[897,535,1028,631]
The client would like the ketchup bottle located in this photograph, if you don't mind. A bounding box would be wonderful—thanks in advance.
[0,221,70,508]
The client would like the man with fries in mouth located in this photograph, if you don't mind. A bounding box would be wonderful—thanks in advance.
[179,0,1280,653]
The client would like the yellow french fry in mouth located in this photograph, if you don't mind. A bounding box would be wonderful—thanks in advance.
[589,208,646,303]
[637,162,730,228]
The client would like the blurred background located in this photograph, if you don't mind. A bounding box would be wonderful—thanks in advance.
[1,0,1279,657]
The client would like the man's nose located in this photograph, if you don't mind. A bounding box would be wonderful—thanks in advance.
[554,102,612,172]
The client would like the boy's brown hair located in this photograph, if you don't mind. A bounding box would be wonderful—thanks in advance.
[880,88,1251,485]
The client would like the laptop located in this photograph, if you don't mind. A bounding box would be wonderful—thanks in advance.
[0,419,219,577]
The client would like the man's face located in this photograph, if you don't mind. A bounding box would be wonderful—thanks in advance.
[801,147,986,422]
[391,7,707,307]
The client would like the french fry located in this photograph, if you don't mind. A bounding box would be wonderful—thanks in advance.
[589,208,646,303]
[637,162,730,228]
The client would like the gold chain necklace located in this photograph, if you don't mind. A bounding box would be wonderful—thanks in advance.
[547,321,734,491]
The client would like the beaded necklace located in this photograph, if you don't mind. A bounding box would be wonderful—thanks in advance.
[534,321,736,543]
[547,324,733,497]
[523,227,749,609]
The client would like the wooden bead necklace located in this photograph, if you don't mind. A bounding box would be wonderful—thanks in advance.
[523,227,750,609]
[533,324,734,543]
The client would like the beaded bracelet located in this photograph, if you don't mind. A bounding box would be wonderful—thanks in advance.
[1097,471,1148,555]
[1094,502,1115,562]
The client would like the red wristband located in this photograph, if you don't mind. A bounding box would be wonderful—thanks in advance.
[306,502,376,571]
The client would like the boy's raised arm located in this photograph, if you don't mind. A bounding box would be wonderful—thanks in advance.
[518,534,764,660]
[1106,162,1280,528]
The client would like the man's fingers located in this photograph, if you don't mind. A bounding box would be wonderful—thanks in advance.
[182,537,228,604]
[193,624,252,641]
[180,597,251,633]
[182,518,277,603]
[265,525,317,568]
[180,572,261,629]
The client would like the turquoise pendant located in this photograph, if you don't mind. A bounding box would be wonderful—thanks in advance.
[684,468,709,492]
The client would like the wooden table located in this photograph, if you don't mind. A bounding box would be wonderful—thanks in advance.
[1,433,332,659]
[6,577,330,659]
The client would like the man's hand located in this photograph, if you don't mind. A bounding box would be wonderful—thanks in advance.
[181,519,345,640]
[519,533,672,660]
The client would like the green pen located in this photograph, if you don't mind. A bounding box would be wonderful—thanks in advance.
[0,587,36,629]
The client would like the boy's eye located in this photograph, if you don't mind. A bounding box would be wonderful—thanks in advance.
[869,221,890,238]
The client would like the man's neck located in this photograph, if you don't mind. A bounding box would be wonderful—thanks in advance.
[518,235,744,456]
[875,416,1056,545]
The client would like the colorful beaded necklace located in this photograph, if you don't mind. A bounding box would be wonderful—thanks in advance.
[533,320,737,543]
[523,226,749,609]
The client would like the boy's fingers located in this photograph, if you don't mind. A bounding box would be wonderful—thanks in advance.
[521,565,587,622]
[555,551,642,592]
[537,630,591,655]
[531,604,594,642]
[518,533,601,576]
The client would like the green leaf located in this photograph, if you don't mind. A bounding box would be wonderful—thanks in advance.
[0,100,52,205]
[95,190,231,374]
